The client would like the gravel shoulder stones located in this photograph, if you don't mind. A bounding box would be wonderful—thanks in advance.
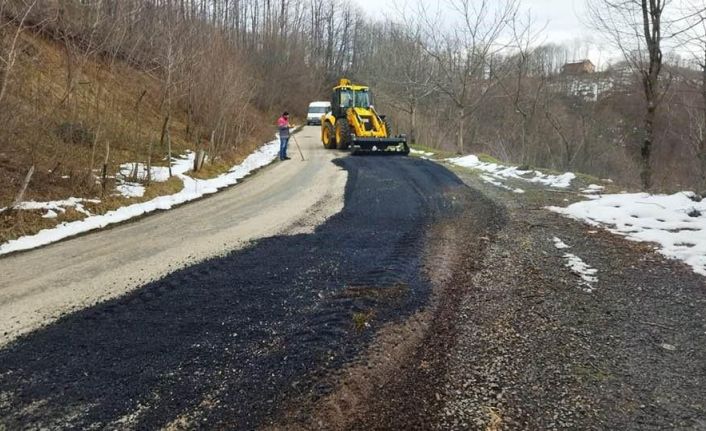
[436,169,706,430]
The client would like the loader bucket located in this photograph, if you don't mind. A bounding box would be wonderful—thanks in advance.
[349,135,410,156]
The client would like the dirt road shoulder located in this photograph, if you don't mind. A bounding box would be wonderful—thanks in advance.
[438,169,706,430]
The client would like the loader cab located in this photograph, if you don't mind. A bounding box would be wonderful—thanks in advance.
[331,81,373,118]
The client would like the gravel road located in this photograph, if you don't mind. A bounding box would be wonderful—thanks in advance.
[0,126,347,346]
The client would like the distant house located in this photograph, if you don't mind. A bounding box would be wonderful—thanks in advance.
[562,60,595,75]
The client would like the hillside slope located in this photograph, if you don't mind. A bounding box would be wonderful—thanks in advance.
[1,29,273,244]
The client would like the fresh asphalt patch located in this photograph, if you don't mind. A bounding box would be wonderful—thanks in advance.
[0,156,473,430]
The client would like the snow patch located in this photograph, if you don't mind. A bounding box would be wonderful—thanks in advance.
[115,152,198,198]
[549,191,706,276]
[564,253,598,289]
[552,236,570,249]
[119,153,194,183]
[553,236,598,291]
[581,184,604,194]
[447,154,575,189]
[479,174,525,194]
[5,197,99,219]
[0,140,280,255]
[410,149,434,158]
[580,184,605,200]
[116,183,146,198]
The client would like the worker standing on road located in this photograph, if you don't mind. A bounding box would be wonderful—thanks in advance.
[278,111,291,161]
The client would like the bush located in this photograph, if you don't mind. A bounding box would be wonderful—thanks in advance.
[56,123,95,146]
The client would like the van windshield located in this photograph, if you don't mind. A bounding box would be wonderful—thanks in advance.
[308,106,328,114]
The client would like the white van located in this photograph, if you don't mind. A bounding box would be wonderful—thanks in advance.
[306,101,331,125]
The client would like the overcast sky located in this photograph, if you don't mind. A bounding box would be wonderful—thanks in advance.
[352,0,617,67]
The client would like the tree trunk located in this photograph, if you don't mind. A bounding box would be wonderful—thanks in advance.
[88,125,101,187]
[638,0,662,190]
[457,106,465,154]
[102,140,110,197]
[146,139,153,184]
[0,1,36,106]
[159,113,170,150]
[167,129,173,178]
[410,102,417,145]
[11,165,35,209]
[699,50,706,191]
[641,102,656,190]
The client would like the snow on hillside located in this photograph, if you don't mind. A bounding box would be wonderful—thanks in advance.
[447,154,575,190]
[116,153,197,198]
[8,197,100,218]
[549,192,706,276]
[0,139,280,256]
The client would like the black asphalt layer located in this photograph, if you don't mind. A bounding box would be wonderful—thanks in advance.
[0,156,470,430]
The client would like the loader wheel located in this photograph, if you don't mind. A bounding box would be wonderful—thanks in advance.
[322,122,336,149]
[336,119,351,150]
[383,118,393,138]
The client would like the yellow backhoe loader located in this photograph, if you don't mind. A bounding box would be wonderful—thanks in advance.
[321,78,409,155]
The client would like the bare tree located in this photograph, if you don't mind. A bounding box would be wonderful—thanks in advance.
[673,0,706,189]
[588,0,670,189]
[362,20,436,145]
[421,0,520,154]
[495,9,549,163]
[0,0,38,106]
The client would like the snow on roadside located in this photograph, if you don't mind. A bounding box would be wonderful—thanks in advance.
[552,236,570,249]
[580,184,605,200]
[410,149,434,158]
[447,154,575,188]
[0,140,280,256]
[549,191,706,276]
[479,174,525,194]
[552,236,598,292]
[563,254,598,291]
